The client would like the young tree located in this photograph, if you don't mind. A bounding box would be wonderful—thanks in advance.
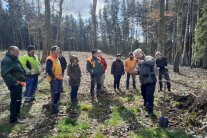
[91,0,97,49]
[173,0,183,73]
[42,0,51,62]
[158,0,165,55]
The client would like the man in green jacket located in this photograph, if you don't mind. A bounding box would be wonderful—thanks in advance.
[86,49,103,102]
[19,45,40,105]
[1,46,26,123]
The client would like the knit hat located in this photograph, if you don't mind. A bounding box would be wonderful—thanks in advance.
[92,49,97,55]
[70,55,79,63]
[117,54,121,57]
[97,50,102,54]
[27,45,35,51]
[129,52,133,56]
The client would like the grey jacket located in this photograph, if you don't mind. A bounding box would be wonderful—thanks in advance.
[138,56,157,85]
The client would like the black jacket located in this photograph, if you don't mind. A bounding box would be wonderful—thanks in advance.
[156,57,168,70]
[111,59,125,75]
[59,56,67,72]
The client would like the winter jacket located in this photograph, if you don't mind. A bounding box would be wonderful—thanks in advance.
[19,54,40,76]
[138,55,157,85]
[99,56,107,73]
[111,59,125,75]
[67,63,81,86]
[1,53,26,88]
[124,58,137,74]
[59,56,67,73]
[86,56,102,77]
[156,57,168,70]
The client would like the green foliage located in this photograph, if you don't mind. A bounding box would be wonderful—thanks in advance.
[194,3,207,63]
[56,118,90,137]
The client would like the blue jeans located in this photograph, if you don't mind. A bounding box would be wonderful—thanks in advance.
[71,86,79,102]
[126,73,136,89]
[50,79,63,112]
[24,75,38,103]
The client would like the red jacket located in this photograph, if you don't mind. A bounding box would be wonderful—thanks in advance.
[100,57,107,73]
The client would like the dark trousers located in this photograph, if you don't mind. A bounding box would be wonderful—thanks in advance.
[141,83,156,114]
[90,75,101,97]
[50,79,63,112]
[159,69,171,91]
[71,86,79,102]
[8,85,22,122]
[24,75,38,102]
[126,73,136,89]
[113,75,122,89]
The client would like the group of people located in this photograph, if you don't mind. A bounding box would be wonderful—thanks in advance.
[0,45,171,124]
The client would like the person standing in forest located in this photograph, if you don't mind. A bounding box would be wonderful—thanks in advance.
[124,52,137,90]
[58,51,67,77]
[46,46,62,114]
[97,50,107,92]
[67,55,81,105]
[86,49,102,102]
[155,51,171,93]
[133,49,157,117]
[1,46,26,123]
[111,54,125,91]
[19,45,40,105]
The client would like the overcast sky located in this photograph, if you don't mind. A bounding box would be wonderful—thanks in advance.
[62,0,105,19]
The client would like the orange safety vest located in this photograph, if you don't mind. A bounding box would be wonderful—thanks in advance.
[87,56,101,68]
[46,55,63,82]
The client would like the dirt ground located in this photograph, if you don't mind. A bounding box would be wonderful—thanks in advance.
[0,51,206,138]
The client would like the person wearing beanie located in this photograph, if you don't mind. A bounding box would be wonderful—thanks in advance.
[124,52,137,90]
[19,45,40,105]
[67,55,81,105]
[97,50,107,92]
[111,54,125,91]
[86,49,102,102]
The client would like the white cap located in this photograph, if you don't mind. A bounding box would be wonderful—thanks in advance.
[97,50,102,54]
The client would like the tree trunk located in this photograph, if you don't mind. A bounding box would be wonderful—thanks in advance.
[55,0,64,47]
[42,0,51,63]
[173,0,183,73]
[181,0,190,66]
[172,14,177,62]
[158,0,165,55]
[91,0,97,49]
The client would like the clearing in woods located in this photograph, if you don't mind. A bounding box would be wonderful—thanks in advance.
[0,51,207,138]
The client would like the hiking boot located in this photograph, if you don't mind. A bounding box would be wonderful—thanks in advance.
[145,113,154,118]
[91,96,95,102]
[52,109,60,114]
[23,102,30,106]
[10,118,27,124]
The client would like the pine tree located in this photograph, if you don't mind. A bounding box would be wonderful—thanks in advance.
[193,3,207,69]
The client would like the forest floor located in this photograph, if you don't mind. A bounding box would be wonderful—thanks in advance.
[0,51,207,138]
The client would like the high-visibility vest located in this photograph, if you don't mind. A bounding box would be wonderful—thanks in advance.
[87,56,101,67]
[46,55,62,82]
